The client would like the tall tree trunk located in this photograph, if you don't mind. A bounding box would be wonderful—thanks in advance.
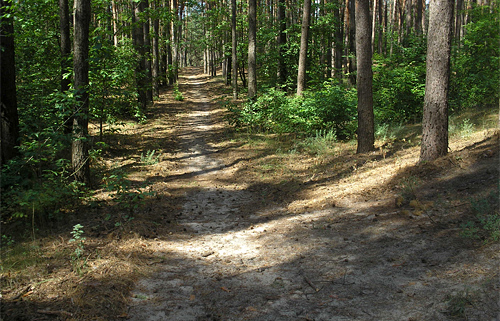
[248,0,257,99]
[152,0,160,98]
[347,0,356,85]
[334,2,344,79]
[1,0,20,168]
[143,0,153,102]
[171,0,179,81]
[133,0,147,110]
[166,0,174,85]
[355,0,374,153]
[415,0,424,35]
[296,0,311,95]
[59,0,72,134]
[371,0,378,53]
[112,0,119,46]
[420,0,453,162]
[232,0,238,99]
[72,0,91,184]
[277,0,287,86]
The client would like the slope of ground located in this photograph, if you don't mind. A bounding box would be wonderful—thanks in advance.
[1,67,498,321]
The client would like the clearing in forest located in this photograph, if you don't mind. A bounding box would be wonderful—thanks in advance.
[1,67,498,321]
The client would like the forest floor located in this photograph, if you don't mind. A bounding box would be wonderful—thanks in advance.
[1,67,499,321]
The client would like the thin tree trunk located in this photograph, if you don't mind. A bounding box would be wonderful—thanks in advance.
[143,0,153,102]
[1,0,20,167]
[296,0,311,95]
[59,0,72,134]
[133,0,147,110]
[420,0,453,162]
[277,0,287,86]
[72,0,91,184]
[355,0,374,153]
[248,0,257,99]
[347,0,356,85]
[152,0,160,98]
[334,2,344,79]
[112,0,119,46]
[232,0,238,99]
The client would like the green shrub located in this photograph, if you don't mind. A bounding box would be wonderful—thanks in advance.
[450,5,499,111]
[373,60,426,124]
[461,189,500,243]
[226,81,357,139]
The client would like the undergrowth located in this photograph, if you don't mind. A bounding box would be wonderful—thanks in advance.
[461,188,500,243]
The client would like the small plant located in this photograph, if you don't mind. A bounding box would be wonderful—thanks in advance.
[450,118,475,138]
[69,224,86,274]
[401,176,419,200]
[1,234,15,247]
[445,289,474,318]
[298,129,337,156]
[140,149,160,165]
[461,189,500,243]
[103,166,155,213]
[173,83,184,101]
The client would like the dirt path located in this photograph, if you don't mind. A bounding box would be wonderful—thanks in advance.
[126,69,499,321]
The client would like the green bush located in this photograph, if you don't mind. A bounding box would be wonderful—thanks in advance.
[373,60,426,124]
[226,81,357,139]
[450,5,499,111]
[1,156,85,225]
[461,188,500,243]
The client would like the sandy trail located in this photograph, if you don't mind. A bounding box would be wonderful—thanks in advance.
[126,71,499,321]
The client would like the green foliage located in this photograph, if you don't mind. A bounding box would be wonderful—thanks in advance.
[373,55,426,124]
[297,129,338,156]
[449,118,474,139]
[173,83,184,101]
[445,289,474,318]
[103,167,155,212]
[89,36,141,123]
[451,5,500,111]
[226,81,356,139]
[69,224,87,274]
[400,176,419,200]
[461,189,500,243]
[1,156,85,224]
[140,150,161,165]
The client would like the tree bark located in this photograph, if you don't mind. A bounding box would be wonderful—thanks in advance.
[248,0,257,99]
[296,0,311,95]
[72,0,91,184]
[1,0,20,168]
[152,0,160,98]
[420,0,453,162]
[59,0,72,135]
[143,0,153,102]
[171,0,179,82]
[231,0,238,99]
[133,0,147,110]
[347,0,356,85]
[334,3,344,79]
[277,0,287,86]
[355,0,375,153]
[112,0,119,46]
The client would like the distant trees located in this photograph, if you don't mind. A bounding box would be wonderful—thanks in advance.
[2,0,498,224]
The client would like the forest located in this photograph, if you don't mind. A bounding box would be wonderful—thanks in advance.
[1,0,499,319]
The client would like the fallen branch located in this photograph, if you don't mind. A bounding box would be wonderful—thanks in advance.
[302,273,320,292]
[37,310,73,317]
